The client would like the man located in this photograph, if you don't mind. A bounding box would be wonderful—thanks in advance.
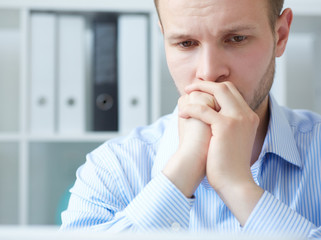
[61,0,321,237]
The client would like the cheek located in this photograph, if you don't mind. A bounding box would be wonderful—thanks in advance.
[234,44,273,85]
[165,46,197,95]
[227,42,274,104]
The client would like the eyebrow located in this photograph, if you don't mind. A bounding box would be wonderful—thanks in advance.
[166,33,193,41]
[220,25,257,35]
[166,25,257,41]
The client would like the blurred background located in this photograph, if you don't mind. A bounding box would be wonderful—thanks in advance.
[0,0,320,228]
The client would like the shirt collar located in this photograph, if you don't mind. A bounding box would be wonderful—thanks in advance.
[259,95,302,168]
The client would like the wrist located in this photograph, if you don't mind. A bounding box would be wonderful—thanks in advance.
[216,180,264,226]
[162,152,206,198]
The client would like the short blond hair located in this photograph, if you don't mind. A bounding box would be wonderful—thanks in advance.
[153,0,284,30]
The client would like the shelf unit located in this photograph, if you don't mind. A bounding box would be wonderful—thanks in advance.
[0,0,321,227]
[0,0,176,226]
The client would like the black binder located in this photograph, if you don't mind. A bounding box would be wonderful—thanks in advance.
[93,16,118,131]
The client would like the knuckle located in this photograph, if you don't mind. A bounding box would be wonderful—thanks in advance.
[237,112,259,129]
[178,95,187,106]
[199,104,209,114]
[189,91,201,100]
[223,118,236,130]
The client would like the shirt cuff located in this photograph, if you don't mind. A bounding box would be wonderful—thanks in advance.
[124,173,195,231]
[242,191,315,237]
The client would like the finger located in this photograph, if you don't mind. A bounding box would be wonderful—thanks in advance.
[188,91,221,112]
[186,81,243,101]
[178,91,220,112]
[185,81,248,113]
[179,103,220,126]
[187,81,239,110]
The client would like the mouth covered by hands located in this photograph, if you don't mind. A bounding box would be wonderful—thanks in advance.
[180,80,260,193]
[163,80,264,226]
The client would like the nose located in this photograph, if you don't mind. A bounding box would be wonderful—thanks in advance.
[196,45,230,82]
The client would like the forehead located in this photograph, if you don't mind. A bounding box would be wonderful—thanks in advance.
[159,0,270,34]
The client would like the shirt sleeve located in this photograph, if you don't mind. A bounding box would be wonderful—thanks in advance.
[123,173,195,231]
[60,144,194,232]
[92,173,195,232]
[242,191,321,239]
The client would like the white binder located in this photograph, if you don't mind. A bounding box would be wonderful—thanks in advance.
[57,15,86,134]
[30,13,56,134]
[118,15,149,134]
[0,26,20,132]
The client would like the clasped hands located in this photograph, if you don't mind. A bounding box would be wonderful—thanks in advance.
[162,80,264,226]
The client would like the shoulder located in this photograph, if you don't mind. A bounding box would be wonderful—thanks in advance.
[77,113,176,196]
[100,112,173,150]
[88,113,175,168]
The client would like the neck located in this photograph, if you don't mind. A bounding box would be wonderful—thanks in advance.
[251,96,270,166]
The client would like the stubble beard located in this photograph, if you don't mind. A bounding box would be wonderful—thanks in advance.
[173,49,276,113]
[249,53,275,112]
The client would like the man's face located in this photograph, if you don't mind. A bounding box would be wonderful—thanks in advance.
[159,0,277,112]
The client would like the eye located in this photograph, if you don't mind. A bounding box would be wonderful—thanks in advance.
[178,40,197,48]
[233,36,246,42]
[225,35,247,43]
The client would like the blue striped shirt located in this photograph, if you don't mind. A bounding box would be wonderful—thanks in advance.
[61,95,321,238]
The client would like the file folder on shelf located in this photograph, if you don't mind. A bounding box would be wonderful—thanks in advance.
[0,24,20,132]
[92,16,118,132]
[30,13,56,134]
[118,15,149,134]
[57,15,86,134]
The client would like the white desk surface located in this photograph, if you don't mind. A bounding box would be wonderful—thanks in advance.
[0,226,301,240]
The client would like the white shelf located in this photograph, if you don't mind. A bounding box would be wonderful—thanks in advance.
[0,1,163,226]
[0,134,21,142]
[27,132,121,142]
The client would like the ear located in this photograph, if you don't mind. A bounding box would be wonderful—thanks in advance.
[275,8,293,57]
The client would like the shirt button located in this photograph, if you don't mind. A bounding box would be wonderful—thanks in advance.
[171,222,181,232]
